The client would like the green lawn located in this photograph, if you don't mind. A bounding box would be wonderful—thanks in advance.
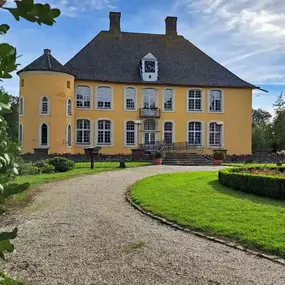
[130,171,285,258]
[223,163,277,167]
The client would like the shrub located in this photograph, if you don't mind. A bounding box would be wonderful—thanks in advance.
[153,151,162,159]
[219,167,285,199]
[33,160,55,174]
[213,151,225,160]
[47,157,75,172]
[18,163,40,176]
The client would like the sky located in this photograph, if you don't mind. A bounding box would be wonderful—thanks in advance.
[1,0,284,113]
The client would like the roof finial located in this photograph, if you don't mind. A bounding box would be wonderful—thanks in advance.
[44,49,51,55]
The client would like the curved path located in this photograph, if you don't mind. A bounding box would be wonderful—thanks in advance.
[3,166,285,285]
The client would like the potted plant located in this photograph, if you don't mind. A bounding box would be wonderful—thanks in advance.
[213,151,225,166]
[153,151,163,165]
[276,150,285,166]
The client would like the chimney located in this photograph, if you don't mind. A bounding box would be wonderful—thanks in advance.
[109,12,121,34]
[44,49,51,55]
[165,16,177,37]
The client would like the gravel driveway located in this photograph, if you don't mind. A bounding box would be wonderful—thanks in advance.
[2,165,285,285]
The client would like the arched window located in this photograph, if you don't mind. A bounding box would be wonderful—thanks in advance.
[40,123,49,147]
[125,121,136,146]
[163,89,174,111]
[19,124,23,146]
[66,99,72,116]
[125,87,136,110]
[188,121,202,146]
[66,125,72,147]
[40,96,50,115]
[96,86,112,110]
[164,122,173,145]
[97,120,112,145]
[188,89,203,112]
[209,90,223,112]
[76,86,91,108]
[209,122,222,147]
[143,88,157,109]
[19,97,24,115]
[76,119,90,145]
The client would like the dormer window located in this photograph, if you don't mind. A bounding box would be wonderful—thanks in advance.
[140,53,158,82]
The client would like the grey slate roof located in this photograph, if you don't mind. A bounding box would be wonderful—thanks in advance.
[17,50,73,75]
[65,31,256,88]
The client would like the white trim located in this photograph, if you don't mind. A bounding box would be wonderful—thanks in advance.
[19,70,75,78]
[186,88,205,113]
[66,98,72,117]
[75,117,92,147]
[39,122,50,148]
[95,85,114,111]
[186,120,204,147]
[141,87,158,108]
[75,84,93,110]
[39,95,50,116]
[124,120,138,147]
[66,124,72,148]
[124,86,138,111]
[95,118,114,147]
[162,120,175,143]
[19,123,23,147]
[208,89,224,113]
[207,121,225,148]
[162,88,175,112]
[19,96,24,116]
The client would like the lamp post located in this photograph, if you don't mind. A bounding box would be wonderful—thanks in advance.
[135,120,142,149]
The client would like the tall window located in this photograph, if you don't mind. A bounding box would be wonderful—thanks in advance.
[96,87,112,109]
[21,79,24,87]
[209,122,222,146]
[143,88,157,109]
[19,97,24,115]
[19,124,23,146]
[188,89,202,112]
[163,89,174,111]
[67,81,71,89]
[164,122,173,144]
[143,119,156,145]
[125,87,136,110]
[76,86,91,108]
[66,125,72,147]
[40,96,49,115]
[40,123,49,147]
[66,99,72,116]
[188,121,202,146]
[76,119,90,145]
[209,90,223,112]
[125,121,136,146]
[97,120,112,145]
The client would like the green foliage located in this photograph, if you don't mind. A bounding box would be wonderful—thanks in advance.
[252,108,272,126]
[18,162,39,176]
[153,151,162,159]
[219,167,285,199]
[213,151,225,160]
[33,160,55,174]
[47,157,75,172]
[0,272,24,284]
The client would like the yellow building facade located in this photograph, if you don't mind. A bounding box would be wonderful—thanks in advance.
[18,12,256,155]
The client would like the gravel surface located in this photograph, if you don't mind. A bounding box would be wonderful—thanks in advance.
[2,165,285,285]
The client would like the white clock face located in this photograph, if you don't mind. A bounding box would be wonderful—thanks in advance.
[145,61,155,73]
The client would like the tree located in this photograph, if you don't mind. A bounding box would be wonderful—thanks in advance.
[0,0,60,283]
[252,108,272,126]
[273,92,285,112]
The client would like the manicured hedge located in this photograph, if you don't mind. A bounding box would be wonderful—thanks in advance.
[219,167,285,199]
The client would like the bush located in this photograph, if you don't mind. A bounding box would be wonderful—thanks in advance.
[213,151,225,160]
[33,160,55,174]
[47,157,75,172]
[18,163,40,176]
[153,151,162,159]
[219,167,285,199]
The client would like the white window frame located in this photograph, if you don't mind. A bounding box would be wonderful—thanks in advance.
[187,89,204,113]
[39,122,50,148]
[66,124,72,148]
[66,98,72,116]
[163,88,175,112]
[162,120,175,144]
[208,89,224,113]
[187,120,204,147]
[39,95,50,115]
[95,86,113,111]
[124,87,137,111]
[124,120,138,147]
[76,118,92,146]
[19,123,23,147]
[208,121,224,148]
[19,97,24,116]
[95,118,114,147]
[142,88,158,108]
[76,85,92,110]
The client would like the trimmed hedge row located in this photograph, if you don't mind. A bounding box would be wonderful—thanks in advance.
[218,167,285,199]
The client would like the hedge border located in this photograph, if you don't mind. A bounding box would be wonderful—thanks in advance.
[219,167,285,199]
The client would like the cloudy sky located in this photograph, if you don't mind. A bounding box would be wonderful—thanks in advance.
[1,0,284,112]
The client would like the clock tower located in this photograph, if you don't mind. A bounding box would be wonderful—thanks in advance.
[140,53,158,82]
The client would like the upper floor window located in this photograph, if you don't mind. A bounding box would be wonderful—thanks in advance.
[164,122,173,145]
[143,88,157,109]
[66,125,72,147]
[19,124,23,146]
[96,86,112,110]
[209,90,223,112]
[125,87,136,111]
[40,96,50,115]
[209,122,222,147]
[97,120,112,145]
[145,61,155,73]
[66,98,72,116]
[19,97,24,116]
[40,123,49,147]
[21,79,24,87]
[163,89,174,111]
[188,89,202,112]
[76,119,90,145]
[188,121,202,146]
[125,121,136,146]
[76,86,91,109]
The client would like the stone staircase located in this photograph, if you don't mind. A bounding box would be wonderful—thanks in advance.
[163,152,212,166]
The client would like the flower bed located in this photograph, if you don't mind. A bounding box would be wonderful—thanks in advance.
[219,167,285,199]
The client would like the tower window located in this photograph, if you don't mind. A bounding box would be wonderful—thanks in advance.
[21,79,24,87]
[40,96,50,115]
[40,123,49,147]
[67,81,71,89]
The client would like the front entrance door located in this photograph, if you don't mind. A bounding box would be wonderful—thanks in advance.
[144,132,156,145]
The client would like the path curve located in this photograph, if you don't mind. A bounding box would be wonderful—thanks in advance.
[3,166,285,285]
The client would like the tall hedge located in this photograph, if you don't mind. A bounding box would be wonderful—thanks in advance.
[219,167,285,199]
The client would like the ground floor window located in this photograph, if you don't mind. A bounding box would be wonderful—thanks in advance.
[209,122,222,146]
[76,119,90,145]
[125,121,136,146]
[40,123,49,147]
[164,122,173,145]
[97,120,112,145]
[66,125,72,147]
[188,121,202,146]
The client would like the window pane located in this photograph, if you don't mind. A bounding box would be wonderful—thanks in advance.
[188,90,202,111]
[97,87,112,109]
[210,90,222,112]
[188,122,202,146]
[97,120,112,145]
[164,89,173,111]
[76,86,91,109]
[41,124,48,145]
[143,89,157,109]
[125,88,136,110]
[144,119,156,131]
[76,120,90,144]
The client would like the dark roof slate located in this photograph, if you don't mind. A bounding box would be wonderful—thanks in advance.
[64,31,255,88]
